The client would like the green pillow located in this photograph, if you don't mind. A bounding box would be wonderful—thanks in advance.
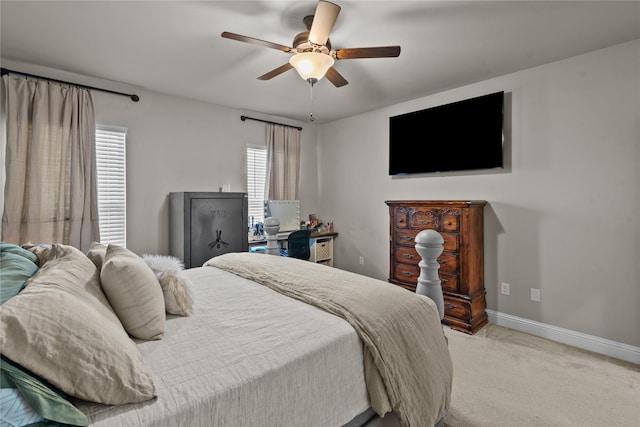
[0,242,39,263]
[1,357,88,426]
[0,251,39,304]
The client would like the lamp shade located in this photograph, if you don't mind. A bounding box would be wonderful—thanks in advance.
[289,52,335,82]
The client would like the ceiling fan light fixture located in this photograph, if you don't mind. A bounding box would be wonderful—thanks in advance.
[289,52,334,82]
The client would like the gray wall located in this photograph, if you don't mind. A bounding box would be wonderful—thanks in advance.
[0,58,318,257]
[316,40,640,347]
[91,91,318,256]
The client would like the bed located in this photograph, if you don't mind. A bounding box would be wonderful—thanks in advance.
[0,242,452,427]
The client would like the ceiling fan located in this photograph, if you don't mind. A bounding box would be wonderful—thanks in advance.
[221,0,401,88]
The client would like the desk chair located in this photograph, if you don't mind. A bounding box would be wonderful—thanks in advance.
[286,229,311,260]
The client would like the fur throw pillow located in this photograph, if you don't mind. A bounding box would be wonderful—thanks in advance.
[141,254,194,316]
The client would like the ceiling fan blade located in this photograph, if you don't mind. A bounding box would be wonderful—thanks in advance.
[257,63,294,80]
[325,67,348,87]
[335,46,401,60]
[221,31,292,53]
[308,1,341,46]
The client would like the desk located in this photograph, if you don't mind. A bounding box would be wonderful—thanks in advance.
[249,231,338,267]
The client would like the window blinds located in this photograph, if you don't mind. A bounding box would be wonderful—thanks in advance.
[95,126,127,246]
[246,145,267,227]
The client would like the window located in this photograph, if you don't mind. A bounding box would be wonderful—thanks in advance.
[95,126,127,246]
[246,145,267,227]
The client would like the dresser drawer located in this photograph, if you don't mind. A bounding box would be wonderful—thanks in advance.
[394,207,409,229]
[440,272,458,293]
[444,296,471,321]
[394,229,419,246]
[395,246,458,274]
[442,210,460,231]
[395,246,419,263]
[437,252,458,273]
[440,232,459,252]
[393,262,458,292]
[395,229,458,250]
[409,208,440,230]
[393,263,419,284]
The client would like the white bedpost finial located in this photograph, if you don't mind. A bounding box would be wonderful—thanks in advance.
[263,217,281,256]
[414,229,445,320]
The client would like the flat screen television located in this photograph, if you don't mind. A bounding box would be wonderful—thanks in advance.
[389,91,504,175]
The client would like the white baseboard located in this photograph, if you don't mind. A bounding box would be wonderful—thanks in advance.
[486,310,640,365]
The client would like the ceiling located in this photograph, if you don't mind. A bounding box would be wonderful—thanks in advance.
[2,1,639,124]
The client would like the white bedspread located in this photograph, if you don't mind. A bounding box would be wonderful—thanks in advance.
[207,253,452,427]
[77,266,370,426]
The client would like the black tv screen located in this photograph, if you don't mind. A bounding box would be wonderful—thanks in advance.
[389,91,504,175]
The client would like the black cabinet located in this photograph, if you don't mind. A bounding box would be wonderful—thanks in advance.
[170,192,248,268]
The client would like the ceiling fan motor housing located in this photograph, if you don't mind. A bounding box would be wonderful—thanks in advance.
[293,31,331,54]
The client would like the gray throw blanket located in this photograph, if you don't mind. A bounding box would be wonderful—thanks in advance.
[205,252,452,427]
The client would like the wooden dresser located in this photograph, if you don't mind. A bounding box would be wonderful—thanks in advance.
[386,200,488,334]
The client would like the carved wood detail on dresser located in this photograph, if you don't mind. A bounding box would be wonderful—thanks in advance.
[386,200,488,334]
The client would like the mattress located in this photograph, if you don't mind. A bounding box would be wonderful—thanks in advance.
[76,266,371,426]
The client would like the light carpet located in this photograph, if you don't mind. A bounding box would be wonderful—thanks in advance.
[442,324,639,426]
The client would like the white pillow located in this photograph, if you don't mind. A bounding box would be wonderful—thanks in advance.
[142,254,194,316]
[101,245,166,340]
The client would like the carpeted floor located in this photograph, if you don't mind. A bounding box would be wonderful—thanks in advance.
[442,324,640,426]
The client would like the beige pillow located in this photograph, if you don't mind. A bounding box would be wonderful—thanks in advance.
[142,254,194,316]
[0,244,156,405]
[86,241,107,270]
[101,244,166,340]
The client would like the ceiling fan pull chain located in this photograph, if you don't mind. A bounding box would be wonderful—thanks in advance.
[309,79,315,122]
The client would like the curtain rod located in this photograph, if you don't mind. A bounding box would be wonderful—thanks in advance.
[240,115,302,131]
[1,68,140,102]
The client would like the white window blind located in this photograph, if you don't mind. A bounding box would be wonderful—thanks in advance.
[96,126,127,246]
[246,145,267,227]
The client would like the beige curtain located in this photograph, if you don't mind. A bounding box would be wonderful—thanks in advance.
[2,74,99,252]
[265,124,301,200]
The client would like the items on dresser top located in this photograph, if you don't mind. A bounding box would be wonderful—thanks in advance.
[386,200,488,334]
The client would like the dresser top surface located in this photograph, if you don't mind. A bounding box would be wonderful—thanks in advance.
[385,200,487,207]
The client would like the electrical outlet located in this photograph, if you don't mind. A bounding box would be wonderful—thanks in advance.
[359,256,364,265]
[501,282,510,295]
[531,288,541,302]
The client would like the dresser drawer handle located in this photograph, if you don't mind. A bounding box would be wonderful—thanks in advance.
[447,222,453,226]
[440,278,448,283]
[445,303,457,309]
[401,253,415,259]
[437,258,447,264]
[402,236,414,241]
[402,272,414,277]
